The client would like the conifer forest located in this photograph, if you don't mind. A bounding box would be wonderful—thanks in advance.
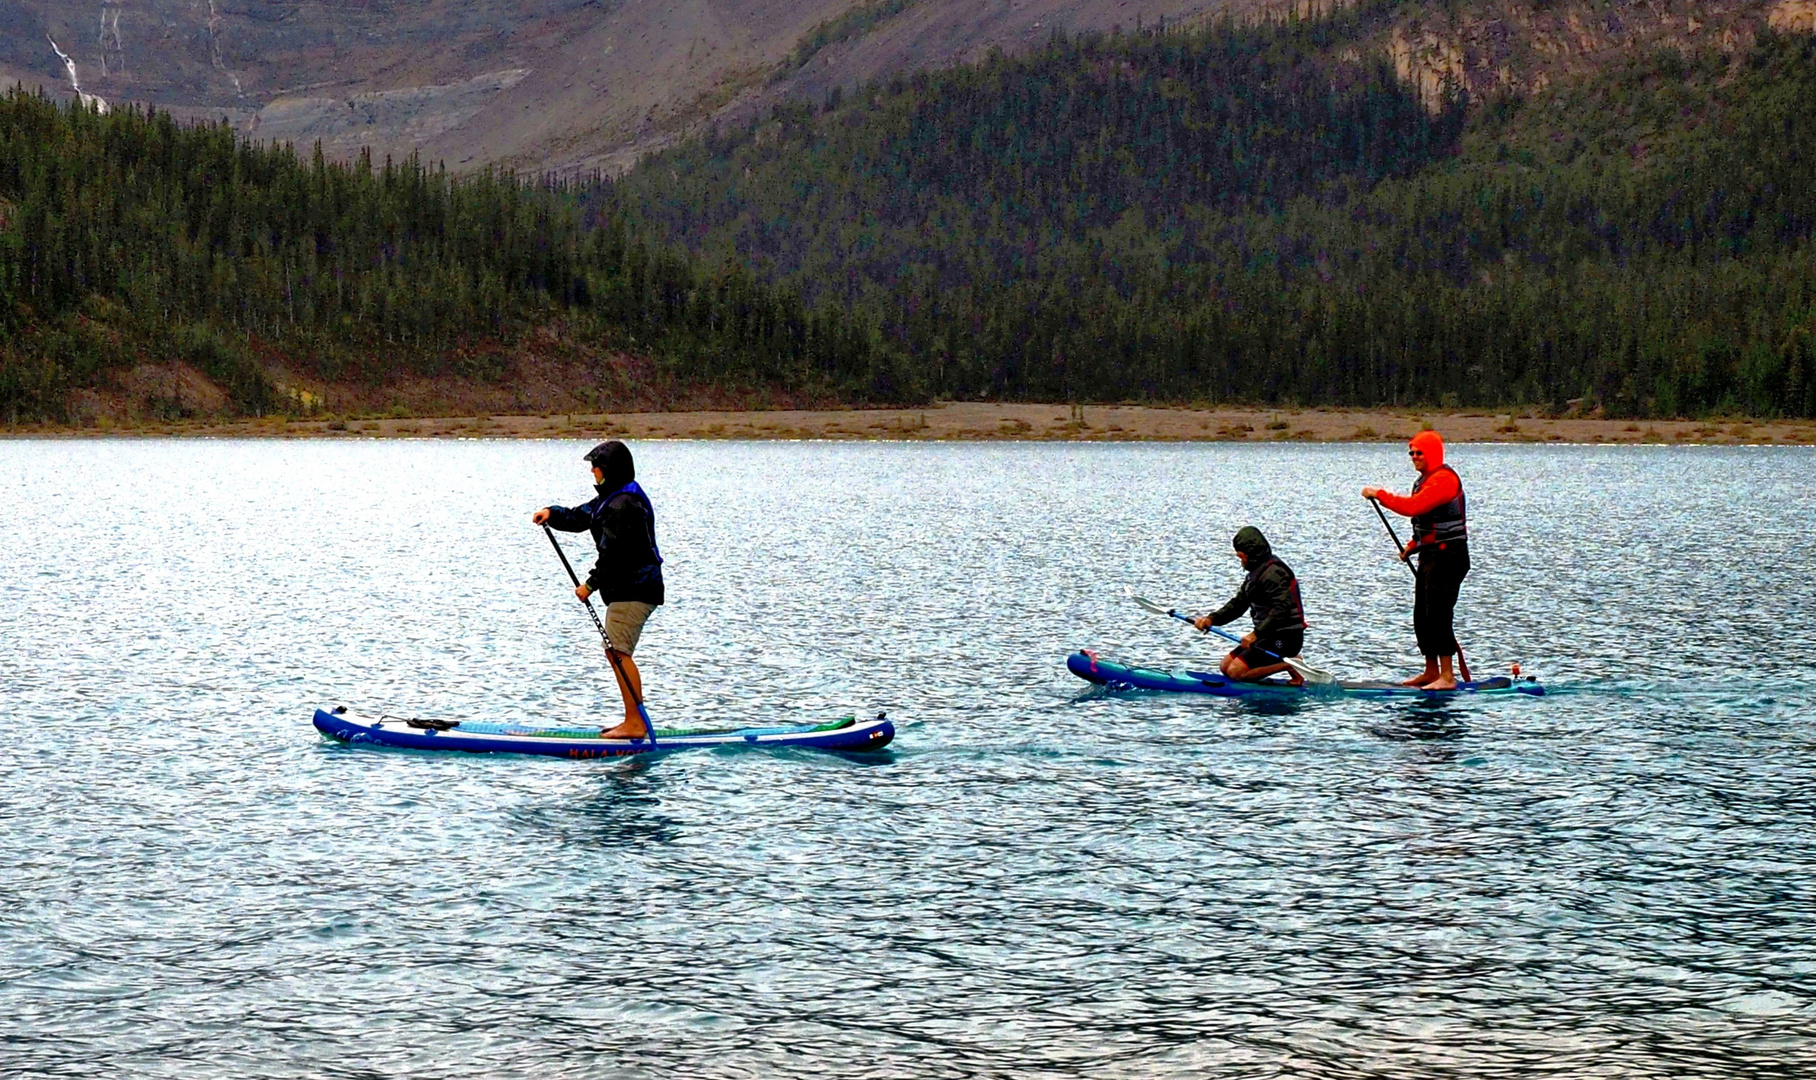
[3,4,1814,421]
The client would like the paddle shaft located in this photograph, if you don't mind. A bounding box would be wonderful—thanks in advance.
[1370,497,1415,578]
[1368,497,1471,682]
[1131,594,1331,684]
[1163,608,1295,665]
[542,524,655,742]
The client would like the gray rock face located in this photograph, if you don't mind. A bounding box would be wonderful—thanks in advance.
[251,68,531,156]
[1,1,1798,174]
[2,0,1274,172]
[9,0,588,108]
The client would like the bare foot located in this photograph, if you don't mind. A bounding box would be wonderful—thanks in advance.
[1424,679,1458,691]
[600,722,649,740]
[1402,673,1438,687]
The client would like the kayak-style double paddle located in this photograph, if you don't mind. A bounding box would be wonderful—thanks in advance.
[542,524,656,746]
[1131,595,1335,686]
[1367,497,1471,683]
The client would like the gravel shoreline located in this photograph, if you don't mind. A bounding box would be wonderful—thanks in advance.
[8,402,1815,444]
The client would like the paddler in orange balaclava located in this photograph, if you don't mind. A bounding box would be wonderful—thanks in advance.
[1362,430,1470,689]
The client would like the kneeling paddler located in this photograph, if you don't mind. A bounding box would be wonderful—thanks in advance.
[1193,526,1309,686]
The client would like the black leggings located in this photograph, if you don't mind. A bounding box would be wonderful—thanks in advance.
[1414,541,1470,658]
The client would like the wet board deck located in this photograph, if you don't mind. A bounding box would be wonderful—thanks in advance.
[313,707,895,758]
[1067,651,1544,698]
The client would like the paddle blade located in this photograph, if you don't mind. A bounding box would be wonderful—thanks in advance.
[1289,659,1337,686]
[1131,595,1171,616]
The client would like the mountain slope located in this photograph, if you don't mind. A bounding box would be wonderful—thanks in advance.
[7,1,1800,176]
[4,1,1815,421]
[0,91,916,424]
[598,12,1816,415]
[4,0,1277,173]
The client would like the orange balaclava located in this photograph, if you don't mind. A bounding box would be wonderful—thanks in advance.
[1408,429,1445,471]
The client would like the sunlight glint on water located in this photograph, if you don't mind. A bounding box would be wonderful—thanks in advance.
[1,439,1813,1078]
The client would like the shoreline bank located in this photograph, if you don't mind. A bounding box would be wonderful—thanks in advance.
[6,402,1815,444]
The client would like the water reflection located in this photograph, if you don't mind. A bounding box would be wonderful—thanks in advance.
[1232,695,1309,721]
[1366,705,1469,743]
[510,763,681,849]
[2,440,1813,1078]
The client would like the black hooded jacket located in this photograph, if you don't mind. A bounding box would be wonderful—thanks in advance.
[1208,527,1306,639]
[545,442,664,605]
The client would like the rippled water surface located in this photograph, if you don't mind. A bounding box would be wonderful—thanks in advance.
[3,439,1814,1078]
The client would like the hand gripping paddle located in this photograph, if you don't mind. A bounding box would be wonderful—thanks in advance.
[1131,595,1334,686]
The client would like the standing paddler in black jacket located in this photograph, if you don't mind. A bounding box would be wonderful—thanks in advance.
[532,440,665,739]
[1193,526,1309,686]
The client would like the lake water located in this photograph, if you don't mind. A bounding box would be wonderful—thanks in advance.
[2,439,1813,1078]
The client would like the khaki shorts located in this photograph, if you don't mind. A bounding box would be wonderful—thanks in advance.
[603,601,655,655]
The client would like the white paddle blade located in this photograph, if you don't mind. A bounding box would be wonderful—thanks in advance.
[1131,595,1172,616]
[1288,658,1336,686]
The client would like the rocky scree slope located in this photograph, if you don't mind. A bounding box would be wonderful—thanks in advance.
[3,1,1807,174]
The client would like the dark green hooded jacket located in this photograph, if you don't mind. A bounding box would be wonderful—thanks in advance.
[1209,527,1307,639]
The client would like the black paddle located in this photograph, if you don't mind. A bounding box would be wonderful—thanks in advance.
[1368,497,1471,683]
[542,524,656,745]
[1368,497,1415,578]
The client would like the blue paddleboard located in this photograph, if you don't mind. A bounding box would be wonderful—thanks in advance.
[1067,651,1544,698]
[313,707,895,757]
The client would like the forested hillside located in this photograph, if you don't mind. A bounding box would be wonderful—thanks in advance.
[0,95,910,423]
[604,10,1816,417]
[5,4,1816,423]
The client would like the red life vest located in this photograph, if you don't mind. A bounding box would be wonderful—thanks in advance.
[1411,465,1467,547]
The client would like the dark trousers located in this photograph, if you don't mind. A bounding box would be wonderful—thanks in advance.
[1414,540,1470,658]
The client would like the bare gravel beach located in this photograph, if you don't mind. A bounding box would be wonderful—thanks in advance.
[9,402,1815,444]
